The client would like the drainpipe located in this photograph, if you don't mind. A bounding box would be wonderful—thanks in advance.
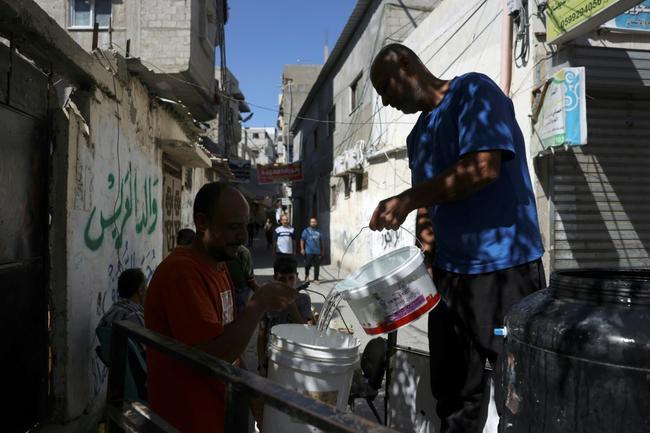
[500,0,513,97]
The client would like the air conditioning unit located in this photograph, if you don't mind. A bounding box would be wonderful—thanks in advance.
[344,148,363,172]
[333,155,347,176]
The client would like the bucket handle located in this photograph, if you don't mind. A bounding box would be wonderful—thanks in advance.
[337,226,425,279]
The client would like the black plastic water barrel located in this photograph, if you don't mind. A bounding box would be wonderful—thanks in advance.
[501,269,650,433]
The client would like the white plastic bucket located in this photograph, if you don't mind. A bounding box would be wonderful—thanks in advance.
[335,246,440,335]
[262,324,360,433]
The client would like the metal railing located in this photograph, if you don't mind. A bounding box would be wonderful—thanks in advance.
[107,320,401,433]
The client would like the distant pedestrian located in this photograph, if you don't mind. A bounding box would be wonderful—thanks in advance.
[300,217,325,282]
[273,214,295,256]
[274,201,283,225]
[176,228,196,246]
[97,268,146,329]
[263,218,274,250]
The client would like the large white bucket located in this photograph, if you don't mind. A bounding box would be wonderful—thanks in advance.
[336,246,440,335]
[262,324,360,433]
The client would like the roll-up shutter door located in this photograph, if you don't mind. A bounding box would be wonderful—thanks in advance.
[570,45,650,90]
[552,95,650,269]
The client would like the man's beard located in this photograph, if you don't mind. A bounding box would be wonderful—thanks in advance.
[400,86,424,114]
[206,243,240,261]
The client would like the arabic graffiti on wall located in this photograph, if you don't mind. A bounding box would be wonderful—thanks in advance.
[84,164,160,251]
[381,229,402,251]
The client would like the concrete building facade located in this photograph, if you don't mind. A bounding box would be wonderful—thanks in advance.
[204,67,249,157]
[240,127,276,166]
[35,0,227,121]
[277,64,321,163]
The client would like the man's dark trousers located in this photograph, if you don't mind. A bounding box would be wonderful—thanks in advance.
[304,254,321,280]
[428,259,545,433]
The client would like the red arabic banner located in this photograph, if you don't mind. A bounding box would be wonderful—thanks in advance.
[257,162,303,184]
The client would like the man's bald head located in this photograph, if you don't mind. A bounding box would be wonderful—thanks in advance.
[193,182,247,221]
[193,182,249,260]
[371,43,423,80]
[371,43,431,114]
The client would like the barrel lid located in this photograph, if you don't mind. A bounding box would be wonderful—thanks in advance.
[551,268,650,306]
[335,246,424,300]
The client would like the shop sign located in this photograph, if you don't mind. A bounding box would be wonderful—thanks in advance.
[533,67,587,152]
[602,0,650,32]
[546,0,643,44]
[258,162,303,184]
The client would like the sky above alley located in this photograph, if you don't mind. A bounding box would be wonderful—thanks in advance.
[224,0,356,128]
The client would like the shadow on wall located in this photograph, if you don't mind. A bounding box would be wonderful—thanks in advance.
[537,91,650,270]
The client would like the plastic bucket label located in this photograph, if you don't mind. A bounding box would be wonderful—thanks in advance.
[356,273,440,335]
[364,293,440,335]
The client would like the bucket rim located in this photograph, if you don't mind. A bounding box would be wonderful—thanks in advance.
[336,246,425,300]
[269,324,361,352]
[267,347,360,365]
[267,350,360,373]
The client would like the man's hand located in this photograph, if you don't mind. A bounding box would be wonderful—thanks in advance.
[253,282,297,311]
[369,193,413,231]
[300,249,306,256]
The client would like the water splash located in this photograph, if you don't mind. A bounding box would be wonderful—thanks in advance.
[316,288,344,334]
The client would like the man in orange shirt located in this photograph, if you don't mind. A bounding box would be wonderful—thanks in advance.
[145,182,297,433]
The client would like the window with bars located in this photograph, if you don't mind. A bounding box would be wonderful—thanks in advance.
[69,0,112,28]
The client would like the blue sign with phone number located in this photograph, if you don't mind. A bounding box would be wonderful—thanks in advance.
[604,1,650,32]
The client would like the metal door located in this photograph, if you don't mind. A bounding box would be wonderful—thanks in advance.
[0,103,48,432]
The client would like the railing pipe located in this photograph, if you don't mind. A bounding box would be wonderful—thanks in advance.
[108,320,399,433]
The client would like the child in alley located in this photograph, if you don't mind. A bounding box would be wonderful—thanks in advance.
[257,256,314,377]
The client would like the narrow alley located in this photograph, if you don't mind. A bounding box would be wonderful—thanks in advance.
[2,1,650,433]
